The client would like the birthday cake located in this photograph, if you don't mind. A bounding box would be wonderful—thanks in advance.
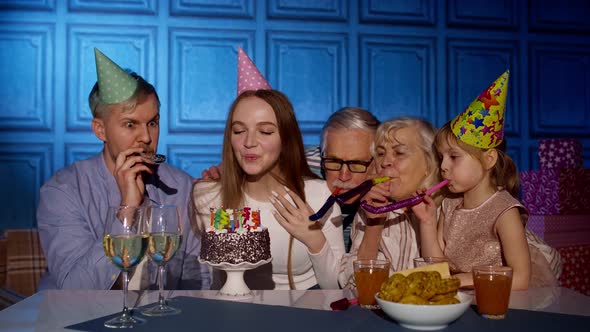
[200,207,271,265]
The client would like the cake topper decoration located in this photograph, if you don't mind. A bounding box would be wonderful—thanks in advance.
[237,46,271,96]
[450,70,509,149]
[209,207,261,233]
[93,48,138,104]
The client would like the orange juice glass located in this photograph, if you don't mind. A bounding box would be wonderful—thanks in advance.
[353,259,390,309]
[473,265,513,319]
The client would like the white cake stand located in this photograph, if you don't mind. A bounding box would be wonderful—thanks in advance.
[199,258,272,300]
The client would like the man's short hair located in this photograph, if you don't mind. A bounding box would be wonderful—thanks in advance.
[320,107,380,153]
[88,72,160,118]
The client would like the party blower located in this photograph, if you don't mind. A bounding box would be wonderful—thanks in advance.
[308,177,390,222]
[360,179,449,214]
[141,153,166,164]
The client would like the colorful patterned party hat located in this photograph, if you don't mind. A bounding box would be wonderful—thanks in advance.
[237,46,271,95]
[451,70,509,149]
[94,48,138,104]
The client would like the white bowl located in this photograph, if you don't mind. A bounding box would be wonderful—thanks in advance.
[375,291,473,330]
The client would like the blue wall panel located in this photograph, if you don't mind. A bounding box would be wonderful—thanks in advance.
[65,143,102,166]
[529,43,590,136]
[360,35,435,123]
[0,23,53,131]
[1,1,589,229]
[268,31,347,139]
[169,144,223,178]
[529,0,590,32]
[169,29,254,133]
[360,0,435,25]
[0,0,54,11]
[0,144,51,229]
[447,38,518,135]
[69,0,157,15]
[268,0,347,21]
[170,0,254,18]
[67,25,156,132]
[447,0,517,29]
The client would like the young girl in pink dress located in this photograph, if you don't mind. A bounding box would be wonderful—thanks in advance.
[413,71,557,289]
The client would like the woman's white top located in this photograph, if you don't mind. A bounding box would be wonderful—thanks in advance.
[192,179,344,290]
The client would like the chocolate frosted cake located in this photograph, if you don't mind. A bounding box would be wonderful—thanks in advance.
[200,207,271,264]
[200,229,271,264]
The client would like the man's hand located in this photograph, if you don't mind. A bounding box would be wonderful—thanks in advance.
[114,147,154,206]
[195,163,222,183]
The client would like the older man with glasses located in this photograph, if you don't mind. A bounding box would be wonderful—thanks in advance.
[305,107,380,252]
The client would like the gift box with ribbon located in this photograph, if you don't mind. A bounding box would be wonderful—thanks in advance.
[538,138,583,170]
[520,168,590,215]
[557,245,590,296]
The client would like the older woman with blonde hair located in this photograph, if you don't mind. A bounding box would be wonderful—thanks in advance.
[339,116,440,288]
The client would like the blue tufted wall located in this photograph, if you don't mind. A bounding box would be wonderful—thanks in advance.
[1,0,589,229]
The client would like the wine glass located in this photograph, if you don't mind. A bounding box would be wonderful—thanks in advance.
[141,205,182,316]
[102,205,148,328]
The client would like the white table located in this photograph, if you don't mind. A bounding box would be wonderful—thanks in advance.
[0,287,588,332]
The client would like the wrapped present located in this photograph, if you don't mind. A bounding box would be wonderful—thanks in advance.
[520,168,590,215]
[527,215,590,248]
[538,138,583,170]
[558,245,590,296]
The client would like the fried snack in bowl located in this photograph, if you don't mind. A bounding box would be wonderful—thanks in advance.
[376,271,472,330]
[379,271,460,304]
[375,291,473,330]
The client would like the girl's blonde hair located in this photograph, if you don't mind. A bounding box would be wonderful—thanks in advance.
[434,122,519,197]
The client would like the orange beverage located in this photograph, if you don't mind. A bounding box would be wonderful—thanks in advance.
[353,260,390,309]
[473,265,513,319]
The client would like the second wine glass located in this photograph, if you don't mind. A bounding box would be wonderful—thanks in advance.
[142,205,182,316]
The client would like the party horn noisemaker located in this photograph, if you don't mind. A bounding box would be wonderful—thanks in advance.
[360,179,449,214]
[309,176,390,221]
[334,176,391,204]
[308,188,341,221]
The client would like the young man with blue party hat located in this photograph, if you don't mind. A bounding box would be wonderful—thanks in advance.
[37,48,210,291]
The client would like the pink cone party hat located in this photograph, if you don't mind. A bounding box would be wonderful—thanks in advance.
[237,46,271,95]
[451,70,510,149]
[94,48,138,104]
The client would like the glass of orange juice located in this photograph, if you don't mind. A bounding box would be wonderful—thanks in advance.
[353,259,390,309]
[472,265,513,319]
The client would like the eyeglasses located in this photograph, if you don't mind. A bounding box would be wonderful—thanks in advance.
[321,157,373,173]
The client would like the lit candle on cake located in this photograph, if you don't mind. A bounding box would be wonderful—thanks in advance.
[243,207,251,230]
[227,209,234,232]
[252,209,260,229]
[209,207,215,227]
[214,208,222,230]
[219,209,230,230]
[236,209,244,232]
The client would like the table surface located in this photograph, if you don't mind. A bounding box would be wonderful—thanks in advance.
[0,287,589,332]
